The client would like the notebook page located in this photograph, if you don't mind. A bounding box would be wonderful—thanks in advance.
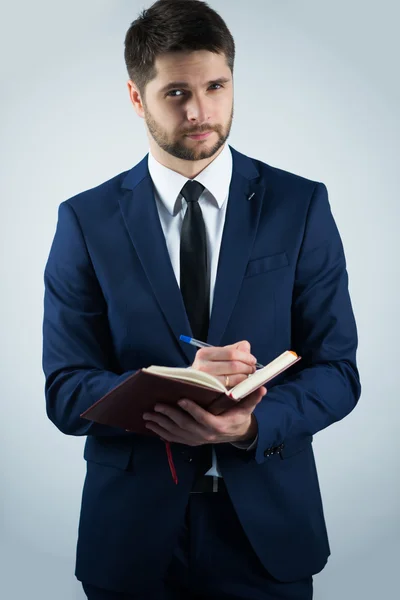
[230,351,299,400]
[144,366,227,392]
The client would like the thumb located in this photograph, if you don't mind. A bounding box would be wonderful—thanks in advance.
[229,387,267,415]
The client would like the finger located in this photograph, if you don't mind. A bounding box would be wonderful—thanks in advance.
[219,373,250,389]
[195,346,257,367]
[234,340,251,353]
[177,399,219,429]
[152,403,200,431]
[144,422,187,444]
[195,358,256,377]
[143,411,187,436]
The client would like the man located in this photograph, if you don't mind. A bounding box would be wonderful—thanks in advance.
[42,0,361,598]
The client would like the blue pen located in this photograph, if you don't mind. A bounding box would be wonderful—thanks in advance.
[179,335,264,369]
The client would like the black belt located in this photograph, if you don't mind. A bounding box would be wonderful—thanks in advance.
[190,475,228,494]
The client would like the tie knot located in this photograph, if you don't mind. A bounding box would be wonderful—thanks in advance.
[180,180,205,204]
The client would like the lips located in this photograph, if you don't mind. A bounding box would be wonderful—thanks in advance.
[186,131,213,140]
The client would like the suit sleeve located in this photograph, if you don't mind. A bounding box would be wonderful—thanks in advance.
[253,182,361,464]
[43,201,136,437]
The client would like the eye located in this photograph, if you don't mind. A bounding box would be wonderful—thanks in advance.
[166,90,185,98]
[166,84,223,98]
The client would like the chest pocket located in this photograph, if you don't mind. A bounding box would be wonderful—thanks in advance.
[245,252,288,278]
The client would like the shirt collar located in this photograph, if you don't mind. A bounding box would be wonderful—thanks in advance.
[147,143,233,216]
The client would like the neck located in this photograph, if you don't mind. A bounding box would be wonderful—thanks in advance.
[149,143,225,179]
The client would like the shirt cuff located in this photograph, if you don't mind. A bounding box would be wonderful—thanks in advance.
[231,434,258,451]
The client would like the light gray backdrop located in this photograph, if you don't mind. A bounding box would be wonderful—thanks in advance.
[1,1,398,598]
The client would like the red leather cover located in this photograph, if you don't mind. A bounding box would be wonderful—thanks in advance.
[80,370,236,436]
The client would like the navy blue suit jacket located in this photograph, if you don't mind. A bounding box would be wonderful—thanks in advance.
[43,146,361,593]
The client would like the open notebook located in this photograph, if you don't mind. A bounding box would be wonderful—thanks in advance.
[81,350,301,436]
[144,350,300,400]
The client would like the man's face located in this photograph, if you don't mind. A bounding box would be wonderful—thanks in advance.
[139,50,233,162]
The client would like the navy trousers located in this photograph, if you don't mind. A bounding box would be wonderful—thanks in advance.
[82,489,313,600]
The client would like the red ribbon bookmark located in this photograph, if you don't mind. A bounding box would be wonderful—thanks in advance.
[165,441,178,484]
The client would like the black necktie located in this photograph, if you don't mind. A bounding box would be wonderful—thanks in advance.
[180,180,209,341]
[179,180,212,476]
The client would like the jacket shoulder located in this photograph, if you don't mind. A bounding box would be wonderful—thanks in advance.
[62,169,132,215]
[260,161,320,191]
[231,147,322,194]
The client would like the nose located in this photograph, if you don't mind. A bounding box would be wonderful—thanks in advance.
[186,94,210,124]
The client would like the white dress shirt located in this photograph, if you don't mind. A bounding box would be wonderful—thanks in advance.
[148,144,255,477]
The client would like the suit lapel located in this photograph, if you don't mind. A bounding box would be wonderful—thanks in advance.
[207,153,265,345]
[120,157,194,364]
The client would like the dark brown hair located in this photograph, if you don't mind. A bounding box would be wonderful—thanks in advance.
[124,0,235,95]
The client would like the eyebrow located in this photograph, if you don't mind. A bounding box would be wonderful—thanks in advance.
[159,77,231,94]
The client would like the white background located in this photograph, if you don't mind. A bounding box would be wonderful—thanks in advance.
[1,1,398,598]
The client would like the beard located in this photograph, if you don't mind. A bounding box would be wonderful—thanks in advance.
[144,105,234,161]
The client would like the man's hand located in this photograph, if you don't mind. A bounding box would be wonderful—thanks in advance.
[143,386,266,446]
[191,339,257,388]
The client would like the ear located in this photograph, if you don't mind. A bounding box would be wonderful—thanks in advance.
[127,80,145,118]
